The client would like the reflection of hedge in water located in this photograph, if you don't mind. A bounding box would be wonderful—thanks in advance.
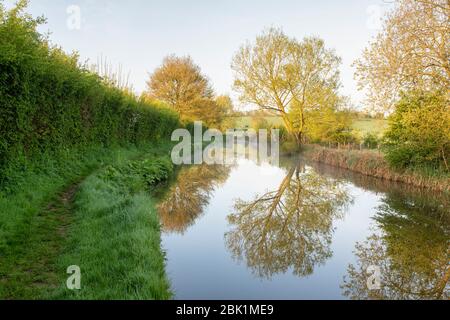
[343,225,449,299]
[225,162,351,279]
[304,158,450,299]
[306,158,450,222]
[0,5,180,185]
[342,193,449,299]
[157,164,231,234]
[314,160,450,299]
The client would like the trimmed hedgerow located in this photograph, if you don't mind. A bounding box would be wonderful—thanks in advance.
[0,1,180,186]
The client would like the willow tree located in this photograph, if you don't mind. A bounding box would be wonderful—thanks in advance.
[355,0,450,112]
[232,28,342,147]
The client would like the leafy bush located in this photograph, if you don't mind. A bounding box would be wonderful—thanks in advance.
[305,107,356,144]
[363,133,380,149]
[329,129,360,145]
[0,2,180,185]
[383,90,449,170]
[250,115,271,131]
[250,116,290,144]
[280,140,300,154]
[272,125,289,143]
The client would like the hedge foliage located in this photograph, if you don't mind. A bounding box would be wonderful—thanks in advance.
[0,1,180,184]
[383,90,449,171]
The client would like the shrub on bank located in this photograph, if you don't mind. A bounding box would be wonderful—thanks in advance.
[328,129,360,145]
[383,91,449,171]
[363,133,380,149]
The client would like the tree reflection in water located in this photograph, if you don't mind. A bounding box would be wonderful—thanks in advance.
[225,160,351,279]
[342,191,450,300]
[158,164,231,234]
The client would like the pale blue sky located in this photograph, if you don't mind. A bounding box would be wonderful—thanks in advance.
[5,0,392,109]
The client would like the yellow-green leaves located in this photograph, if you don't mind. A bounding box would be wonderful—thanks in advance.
[232,27,342,146]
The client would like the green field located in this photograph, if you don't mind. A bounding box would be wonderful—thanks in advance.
[235,116,388,136]
[351,118,388,136]
[235,116,284,128]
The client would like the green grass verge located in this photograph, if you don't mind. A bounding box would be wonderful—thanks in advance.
[51,153,173,300]
[0,143,174,299]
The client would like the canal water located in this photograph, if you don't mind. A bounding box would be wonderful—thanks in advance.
[157,156,449,299]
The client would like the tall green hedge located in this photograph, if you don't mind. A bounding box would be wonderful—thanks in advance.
[0,2,180,184]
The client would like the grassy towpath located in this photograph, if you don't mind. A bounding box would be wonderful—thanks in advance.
[0,144,174,300]
[0,179,81,299]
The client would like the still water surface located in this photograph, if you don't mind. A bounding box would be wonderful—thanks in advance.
[157,156,449,299]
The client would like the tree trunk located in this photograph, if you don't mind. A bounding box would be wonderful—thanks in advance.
[289,131,302,149]
[442,147,449,171]
[280,114,302,149]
